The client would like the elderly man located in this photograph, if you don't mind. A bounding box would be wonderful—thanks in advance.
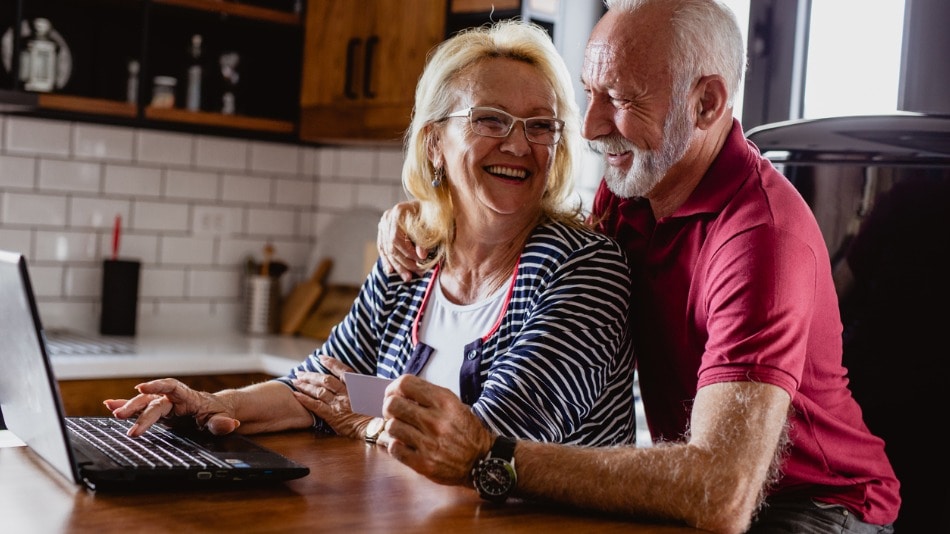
[374,1,900,532]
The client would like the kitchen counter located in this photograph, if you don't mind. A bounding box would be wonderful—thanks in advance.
[49,331,322,381]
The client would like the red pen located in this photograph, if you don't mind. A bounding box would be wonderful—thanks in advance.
[112,215,121,261]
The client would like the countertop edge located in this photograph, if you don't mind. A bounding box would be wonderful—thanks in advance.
[50,333,320,381]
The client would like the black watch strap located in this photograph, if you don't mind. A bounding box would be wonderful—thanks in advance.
[473,435,518,502]
[490,435,516,462]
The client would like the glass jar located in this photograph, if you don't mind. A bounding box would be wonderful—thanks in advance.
[151,76,177,108]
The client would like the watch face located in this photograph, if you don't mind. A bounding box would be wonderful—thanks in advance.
[364,418,385,443]
[476,457,515,498]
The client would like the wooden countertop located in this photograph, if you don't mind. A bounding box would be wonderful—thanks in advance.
[0,430,700,533]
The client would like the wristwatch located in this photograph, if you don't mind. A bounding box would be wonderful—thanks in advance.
[472,435,517,502]
[364,417,385,445]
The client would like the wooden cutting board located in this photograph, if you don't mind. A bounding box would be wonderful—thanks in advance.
[279,259,333,335]
[297,285,361,340]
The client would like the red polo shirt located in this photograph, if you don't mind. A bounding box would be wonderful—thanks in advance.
[592,120,900,525]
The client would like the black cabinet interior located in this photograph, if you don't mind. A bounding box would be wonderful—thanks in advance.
[1,0,302,140]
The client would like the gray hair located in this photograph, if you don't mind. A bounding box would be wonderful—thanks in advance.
[605,0,747,107]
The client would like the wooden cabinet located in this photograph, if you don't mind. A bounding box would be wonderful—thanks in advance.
[0,0,303,139]
[298,0,523,145]
[299,0,447,144]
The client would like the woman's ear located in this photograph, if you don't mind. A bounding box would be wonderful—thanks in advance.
[694,74,729,129]
[425,124,443,169]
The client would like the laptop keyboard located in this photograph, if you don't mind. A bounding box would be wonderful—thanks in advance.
[67,418,232,470]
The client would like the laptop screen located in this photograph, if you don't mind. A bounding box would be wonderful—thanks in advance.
[0,250,82,484]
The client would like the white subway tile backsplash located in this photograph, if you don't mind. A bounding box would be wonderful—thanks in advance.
[38,159,102,192]
[165,169,219,200]
[4,117,71,156]
[195,136,248,171]
[103,164,163,196]
[301,146,319,177]
[137,130,193,166]
[192,205,242,236]
[337,147,376,179]
[69,197,129,229]
[35,230,98,262]
[250,141,300,175]
[0,228,32,255]
[0,116,412,333]
[274,178,314,207]
[2,192,68,226]
[0,154,36,188]
[140,268,186,298]
[134,201,190,232]
[247,207,296,237]
[221,173,272,204]
[316,181,355,209]
[159,236,216,265]
[64,265,102,298]
[37,301,98,333]
[73,124,135,161]
[356,183,401,213]
[188,269,241,299]
[30,264,65,297]
[316,147,337,176]
[154,300,218,317]
[105,233,159,263]
[377,149,404,182]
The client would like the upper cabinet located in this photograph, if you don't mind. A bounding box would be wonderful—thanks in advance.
[299,0,522,145]
[299,0,447,144]
[0,0,521,144]
[0,0,303,139]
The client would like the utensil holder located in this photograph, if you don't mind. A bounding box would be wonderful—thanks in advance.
[100,259,141,336]
[244,275,280,335]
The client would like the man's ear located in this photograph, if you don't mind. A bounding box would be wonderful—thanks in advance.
[694,74,729,129]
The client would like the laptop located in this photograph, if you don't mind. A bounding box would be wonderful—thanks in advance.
[0,250,309,490]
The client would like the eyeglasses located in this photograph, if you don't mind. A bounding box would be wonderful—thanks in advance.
[443,106,564,146]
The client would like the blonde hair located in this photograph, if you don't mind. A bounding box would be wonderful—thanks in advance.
[401,20,584,268]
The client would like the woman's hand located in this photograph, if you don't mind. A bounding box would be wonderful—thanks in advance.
[291,355,372,439]
[104,378,240,437]
[377,201,428,281]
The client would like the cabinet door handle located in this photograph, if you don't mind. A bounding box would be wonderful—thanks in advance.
[345,37,362,100]
[363,35,379,99]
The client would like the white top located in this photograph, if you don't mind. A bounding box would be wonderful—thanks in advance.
[416,274,508,396]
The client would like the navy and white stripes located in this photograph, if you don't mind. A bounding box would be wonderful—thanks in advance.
[278,221,636,446]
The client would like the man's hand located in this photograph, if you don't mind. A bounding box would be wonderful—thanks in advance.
[380,375,494,486]
[377,201,428,281]
[104,378,240,437]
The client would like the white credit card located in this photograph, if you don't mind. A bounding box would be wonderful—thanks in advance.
[344,373,394,418]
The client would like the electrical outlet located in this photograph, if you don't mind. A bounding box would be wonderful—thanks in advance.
[194,206,230,235]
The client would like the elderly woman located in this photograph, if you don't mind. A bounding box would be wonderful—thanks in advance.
[105,21,635,449]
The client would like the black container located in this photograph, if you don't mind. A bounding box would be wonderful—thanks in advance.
[99,259,141,336]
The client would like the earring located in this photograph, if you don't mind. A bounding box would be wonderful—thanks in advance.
[431,167,444,188]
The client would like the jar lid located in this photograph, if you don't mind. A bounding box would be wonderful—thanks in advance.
[153,76,177,86]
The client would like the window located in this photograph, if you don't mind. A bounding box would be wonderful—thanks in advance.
[803,0,905,118]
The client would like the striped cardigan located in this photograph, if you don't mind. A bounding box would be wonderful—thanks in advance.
[278,221,636,446]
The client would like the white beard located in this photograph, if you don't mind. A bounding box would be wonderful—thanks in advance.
[592,95,694,200]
